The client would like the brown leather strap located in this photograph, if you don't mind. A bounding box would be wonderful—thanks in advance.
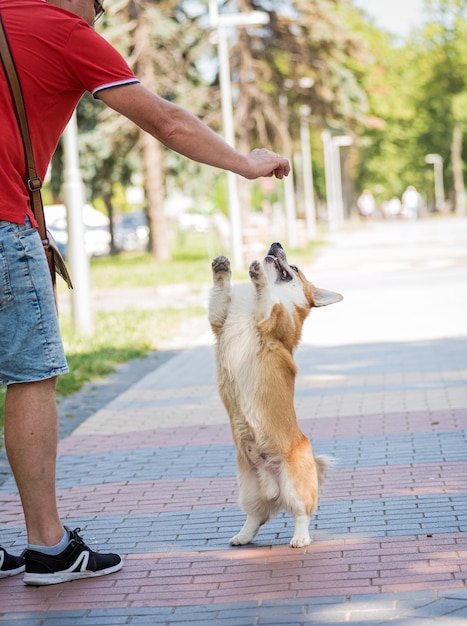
[0,12,48,244]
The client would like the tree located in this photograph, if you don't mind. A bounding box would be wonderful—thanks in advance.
[219,0,369,207]
[347,0,467,211]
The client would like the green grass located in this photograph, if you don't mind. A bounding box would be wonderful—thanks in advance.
[57,306,205,396]
[89,252,218,289]
[88,230,227,289]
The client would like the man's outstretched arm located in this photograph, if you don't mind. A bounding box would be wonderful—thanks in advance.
[98,83,290,180]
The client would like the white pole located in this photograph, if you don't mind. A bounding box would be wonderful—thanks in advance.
[279,93,297,248]
[283,168,297,248]
[434,160,445,210]
[425,154,444,210]
[299,106,317,240]
[331,135,353,230]
[62,111,93,335]
[332,142,344,229]
[217,22,243,270]
[321,130,337,231]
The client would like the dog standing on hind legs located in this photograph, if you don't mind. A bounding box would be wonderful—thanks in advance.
[208,242,343,547]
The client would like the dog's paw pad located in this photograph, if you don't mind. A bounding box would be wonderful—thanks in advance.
[212,256,230,274]
[248,260,261,280]
[289,535,311,548]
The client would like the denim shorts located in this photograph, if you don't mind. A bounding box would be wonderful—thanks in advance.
[0,219,69,386]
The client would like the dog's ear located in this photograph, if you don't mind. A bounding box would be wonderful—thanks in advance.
[310,286,343,307]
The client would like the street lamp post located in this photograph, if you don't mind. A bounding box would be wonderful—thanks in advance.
[321,132,352,231]
[425,153,445,211]
[209,0,269,269]
[331,135,353,229]
[321,130,336,230]
[62,111,93,335]
[299,104,316,240]
[278,93,297,249]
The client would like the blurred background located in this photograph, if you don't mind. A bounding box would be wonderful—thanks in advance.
[44,0,467,266]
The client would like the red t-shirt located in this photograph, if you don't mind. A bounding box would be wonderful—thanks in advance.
[0,0,139,224]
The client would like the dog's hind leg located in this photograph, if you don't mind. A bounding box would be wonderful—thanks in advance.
[209,256,232,334]
[230,464,274,546]
[230,514,264,546]
[290,513,312,548]
[281,438,320,548]
[288,454,333,547]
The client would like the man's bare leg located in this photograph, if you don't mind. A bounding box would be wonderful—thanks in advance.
[4,378,64,546]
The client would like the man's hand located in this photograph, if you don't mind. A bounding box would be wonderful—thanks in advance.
[243,148,290,180]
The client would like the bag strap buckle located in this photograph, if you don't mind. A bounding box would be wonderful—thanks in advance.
[28,176,42,192]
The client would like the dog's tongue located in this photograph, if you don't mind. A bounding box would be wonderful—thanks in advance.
[265,254,283,273]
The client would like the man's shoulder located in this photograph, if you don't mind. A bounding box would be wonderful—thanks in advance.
[4,0,111,65]
[2,0,86,43]
[2,0,70,21]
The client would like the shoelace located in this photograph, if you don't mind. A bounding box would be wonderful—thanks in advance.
[68,528,85,546]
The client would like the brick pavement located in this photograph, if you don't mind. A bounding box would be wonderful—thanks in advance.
[1,216,467,625]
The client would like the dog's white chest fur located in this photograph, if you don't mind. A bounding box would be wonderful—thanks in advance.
[215,283,264,425]
[216,281,304,424]
[219,283,262,367]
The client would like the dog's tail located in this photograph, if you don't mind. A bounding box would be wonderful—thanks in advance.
[314,454,337,487]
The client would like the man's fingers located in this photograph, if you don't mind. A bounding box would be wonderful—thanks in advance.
[272,165,289,179]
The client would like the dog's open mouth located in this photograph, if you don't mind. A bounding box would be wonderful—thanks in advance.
[264,243,294,282]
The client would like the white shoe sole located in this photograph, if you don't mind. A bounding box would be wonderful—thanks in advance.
[0,564,25,578]
[23,559,123,586]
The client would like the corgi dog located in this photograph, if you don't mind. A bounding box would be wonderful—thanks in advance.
[208,242,343,547]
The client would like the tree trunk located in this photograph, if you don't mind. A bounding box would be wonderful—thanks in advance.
[142,132,170,261]
[237,136,252,229]
[103,193,117,256]
[451,121,466,216]
[137,16,170,261]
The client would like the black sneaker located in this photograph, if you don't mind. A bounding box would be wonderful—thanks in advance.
[23,527,123,586]
[0,547,25,578]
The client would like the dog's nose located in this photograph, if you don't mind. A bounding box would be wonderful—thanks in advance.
[271,242,283,249]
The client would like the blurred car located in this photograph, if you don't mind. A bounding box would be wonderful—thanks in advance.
[177,212,211,233]
[44,204,111,258]
[114,211,149,252]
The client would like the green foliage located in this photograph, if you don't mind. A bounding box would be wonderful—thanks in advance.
[346,0,467,205]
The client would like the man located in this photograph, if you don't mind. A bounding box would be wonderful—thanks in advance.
[0,0,289,585]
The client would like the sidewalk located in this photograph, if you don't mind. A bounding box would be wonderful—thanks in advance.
[1,216,467,625]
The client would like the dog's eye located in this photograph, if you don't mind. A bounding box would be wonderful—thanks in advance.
[290,265,298,272]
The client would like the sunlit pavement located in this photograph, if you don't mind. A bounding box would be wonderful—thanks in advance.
[1,215,466,625]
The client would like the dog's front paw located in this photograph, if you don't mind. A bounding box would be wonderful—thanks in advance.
[212,255,230,274]
[289,533,311,548]
[249,260,262,281]
[212,256,231,287]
